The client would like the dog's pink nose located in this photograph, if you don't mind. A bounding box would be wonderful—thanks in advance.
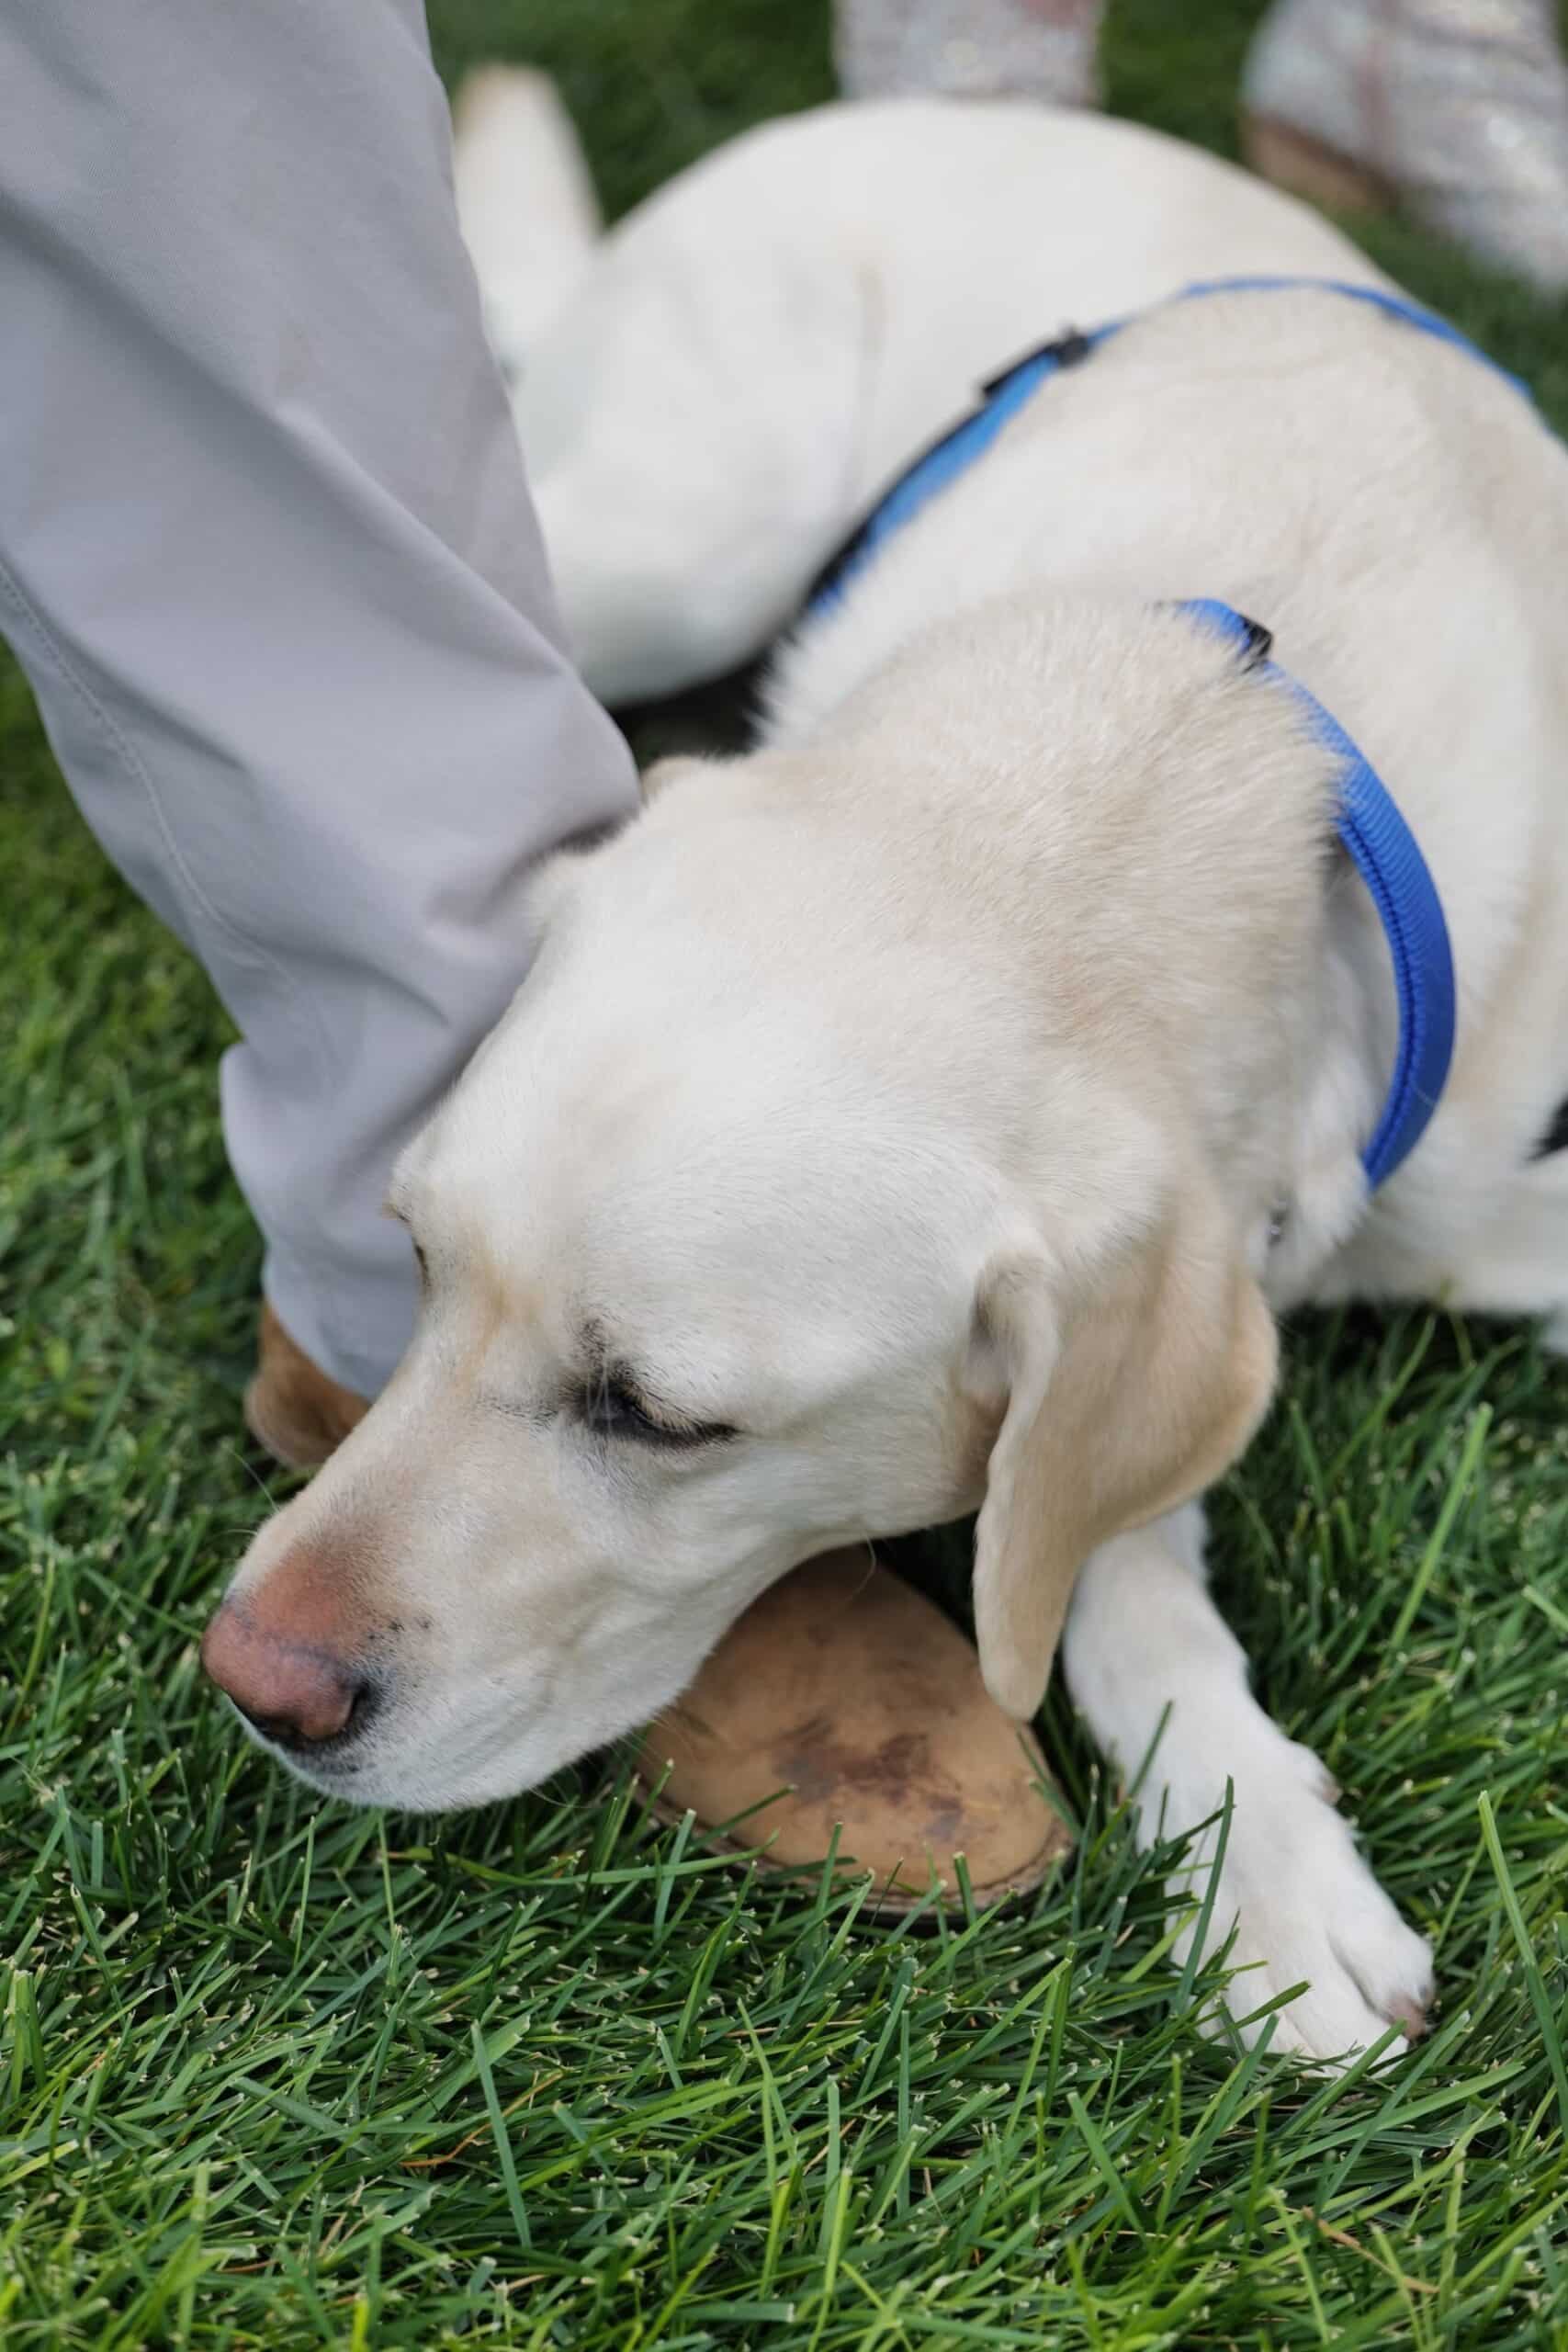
[201,1584,367,1748]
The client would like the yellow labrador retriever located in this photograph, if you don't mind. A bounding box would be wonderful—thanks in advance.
[205,87,1568,2061]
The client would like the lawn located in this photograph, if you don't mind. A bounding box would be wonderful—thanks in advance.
[4,1,1568,2343]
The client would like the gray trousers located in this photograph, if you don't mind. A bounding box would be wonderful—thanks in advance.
[0,3,637,1396]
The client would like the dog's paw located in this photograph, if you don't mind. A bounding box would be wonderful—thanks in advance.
[1167,1736,1433,2064]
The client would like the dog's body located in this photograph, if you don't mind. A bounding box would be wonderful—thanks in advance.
[216,90,1568,2060]
[764,285,1568,1317]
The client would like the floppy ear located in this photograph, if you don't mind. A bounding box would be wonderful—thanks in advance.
[969,1188,1278,1718]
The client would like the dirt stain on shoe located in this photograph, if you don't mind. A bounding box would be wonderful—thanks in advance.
[774,1715,964,1843]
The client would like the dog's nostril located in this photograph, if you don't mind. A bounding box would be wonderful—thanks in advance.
[342,1679,378,1738]
[234,1702,306,1747]
[233,1678,371,1750]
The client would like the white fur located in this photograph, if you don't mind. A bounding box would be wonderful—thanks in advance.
[1065,1508,1434,2057]
[451,68,602,374]
[223,88,1568,2064]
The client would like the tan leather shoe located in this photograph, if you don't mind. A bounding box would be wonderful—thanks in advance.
[637,1549,1072,1913]
[244,1304,369,1470]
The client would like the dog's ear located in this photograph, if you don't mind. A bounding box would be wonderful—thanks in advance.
[968,1184,1277,1718]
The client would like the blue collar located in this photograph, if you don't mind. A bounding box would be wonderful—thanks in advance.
[807,275,1494,1192]
[1175,597,1454,1193]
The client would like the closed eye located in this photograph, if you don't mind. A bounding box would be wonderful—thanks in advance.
[579,1370,737,1451]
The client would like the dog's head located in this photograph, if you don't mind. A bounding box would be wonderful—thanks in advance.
[204,684,1280,1810]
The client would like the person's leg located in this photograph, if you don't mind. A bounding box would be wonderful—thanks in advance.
[834,0,1105,106]
[0,0,637,1402]
[1243,0,1568,292]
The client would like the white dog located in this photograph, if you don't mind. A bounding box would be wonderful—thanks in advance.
[206,83,1568,2061]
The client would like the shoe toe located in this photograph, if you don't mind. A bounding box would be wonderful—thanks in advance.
[636,1550,1072,1911]
[245,1305,369,1470]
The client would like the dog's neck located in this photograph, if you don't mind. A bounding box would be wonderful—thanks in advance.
[764,593,1392,1293]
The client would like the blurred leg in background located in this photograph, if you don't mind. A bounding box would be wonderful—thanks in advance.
[0,0,637,1452]
[836,0,1568,292]
[835,0,1104,105]
[1243,0,1568,291]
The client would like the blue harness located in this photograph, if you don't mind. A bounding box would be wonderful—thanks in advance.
[805,276,1524,1193]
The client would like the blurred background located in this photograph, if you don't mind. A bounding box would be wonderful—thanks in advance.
[426,0,1568,386]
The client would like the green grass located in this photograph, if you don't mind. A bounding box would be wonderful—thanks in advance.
[5,1,1568,2342]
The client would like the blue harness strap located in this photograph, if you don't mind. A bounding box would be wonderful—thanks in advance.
[1177,599,1456,1195]
[1178,275,1529,396]
[806,274,1496,1193]
[810,275,1529,613]
[809,327,1119,613]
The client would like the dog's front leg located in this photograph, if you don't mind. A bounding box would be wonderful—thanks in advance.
[1062,1505,1433,2063]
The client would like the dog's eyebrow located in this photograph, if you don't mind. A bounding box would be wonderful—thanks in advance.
[577,1316,621,1380]
[575,1322,660,1409]
[574,1321,722,1430]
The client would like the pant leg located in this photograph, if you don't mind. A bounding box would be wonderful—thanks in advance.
[833,0,1104,104]
[0,0,637,1396]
